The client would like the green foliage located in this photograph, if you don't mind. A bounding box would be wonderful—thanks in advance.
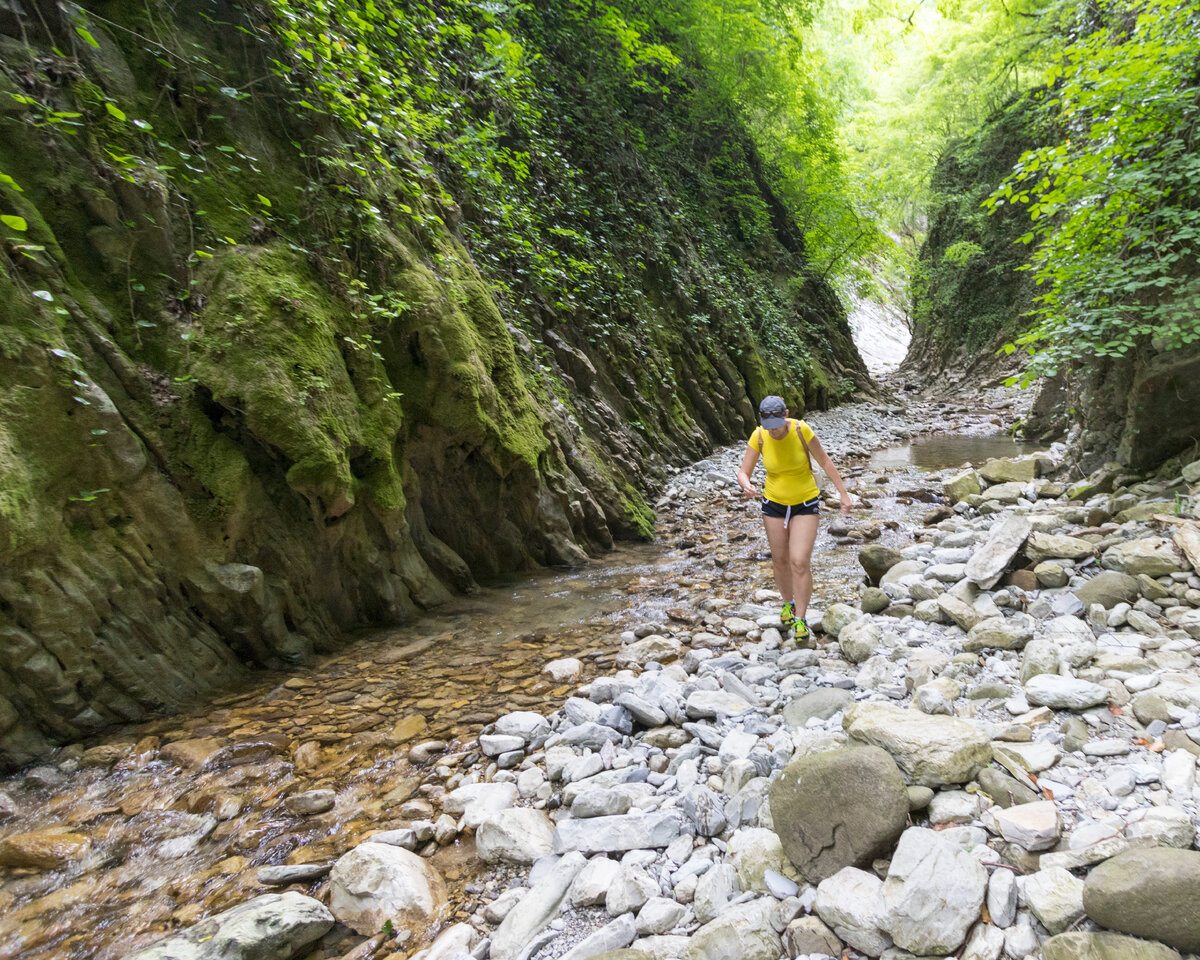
[987,0,1200,381]
[909,93,1048,354]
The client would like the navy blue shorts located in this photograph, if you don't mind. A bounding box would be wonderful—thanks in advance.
[761,495,820,519]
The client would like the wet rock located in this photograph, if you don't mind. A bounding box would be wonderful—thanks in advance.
[880,827,987,954]
[770,746,908,883]
[1083,848,1200,953]
[160,738,223,769]
[201,735,289,772]
[257,862,331,886]
[285,789,335,816]
[843,702,992,787]
[126,892,333,960]
[329,842,447,937]
[0,830,89,869]
[476,808,555,863]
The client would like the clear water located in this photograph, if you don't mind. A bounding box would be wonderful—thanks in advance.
[866,433,1046,472]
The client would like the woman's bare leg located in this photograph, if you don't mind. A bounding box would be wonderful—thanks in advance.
[787,514,820,618]
[763,516,791,601]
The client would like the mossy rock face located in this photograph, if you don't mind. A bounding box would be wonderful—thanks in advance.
[0,0,867,767]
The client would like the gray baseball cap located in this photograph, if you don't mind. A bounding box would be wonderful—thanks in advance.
[759,395,787,429]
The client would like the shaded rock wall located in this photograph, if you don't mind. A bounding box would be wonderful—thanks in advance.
[0,0,866,764]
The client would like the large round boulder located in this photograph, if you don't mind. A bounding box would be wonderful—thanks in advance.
[768,745,908,883]
[329,841,447,937]
[1074,571,1140,609]
[1083,848,1200,953]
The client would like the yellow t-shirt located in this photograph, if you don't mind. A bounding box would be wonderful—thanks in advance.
[748,419,818,504]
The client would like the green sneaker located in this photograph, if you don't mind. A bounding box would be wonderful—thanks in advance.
[794,617,811,642]
[780,601,796,631]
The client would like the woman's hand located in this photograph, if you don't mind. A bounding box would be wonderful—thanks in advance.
[741,484,759,499]
[840,493,853,515]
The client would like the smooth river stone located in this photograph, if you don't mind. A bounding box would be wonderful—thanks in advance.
[1083,848,1200,953]
[1024,675,1109,710]
[553,811,683,854]
[126,892,333,960]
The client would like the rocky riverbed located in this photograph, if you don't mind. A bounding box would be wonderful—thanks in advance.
[21,390,1200,960]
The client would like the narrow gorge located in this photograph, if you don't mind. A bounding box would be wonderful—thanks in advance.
[1,1,1199,960]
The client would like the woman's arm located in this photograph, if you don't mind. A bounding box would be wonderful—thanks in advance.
[808,435,854,514]
[737,446,760,498]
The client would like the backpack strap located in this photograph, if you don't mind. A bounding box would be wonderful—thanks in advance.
[759,420,814,473]
[797,420,813,472]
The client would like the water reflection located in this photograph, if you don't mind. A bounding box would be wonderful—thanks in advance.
[867,433,1045,472]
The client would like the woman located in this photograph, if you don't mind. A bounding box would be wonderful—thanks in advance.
[736,395,854,641]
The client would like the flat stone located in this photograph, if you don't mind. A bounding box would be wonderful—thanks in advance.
[991,800,1060,851]
[1075,572,1140,609]
[782,688,853,727]
[1024,674,1109,710]
[553,812,683,854]
[1102,538,1185,578]
[0,831,89,869]
[844,702,993,787]
[476,808,555,864]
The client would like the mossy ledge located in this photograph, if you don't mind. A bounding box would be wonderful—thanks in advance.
[0,0,866,766]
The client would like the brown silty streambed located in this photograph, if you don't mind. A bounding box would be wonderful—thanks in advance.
[0,430,1045,960]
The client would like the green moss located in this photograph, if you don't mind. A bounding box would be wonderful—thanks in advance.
[621,483,656,540]
[188,243,406,516]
